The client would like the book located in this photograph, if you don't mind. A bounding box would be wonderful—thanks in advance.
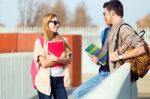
[85,43,107,66]
[47,40,64,67]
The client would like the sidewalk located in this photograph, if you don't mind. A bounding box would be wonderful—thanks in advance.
[137,74,150,98]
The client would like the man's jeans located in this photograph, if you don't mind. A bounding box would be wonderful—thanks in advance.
[73,71,109,99]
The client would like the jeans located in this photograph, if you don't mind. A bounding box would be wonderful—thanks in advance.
[73,71,109,99]
[37,76,68,99]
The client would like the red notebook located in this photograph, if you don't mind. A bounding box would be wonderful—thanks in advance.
[47,40,64,67]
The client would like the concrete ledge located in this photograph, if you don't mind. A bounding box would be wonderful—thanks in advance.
[82,63,137,99]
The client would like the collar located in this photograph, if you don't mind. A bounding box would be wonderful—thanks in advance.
[111,19,124,32]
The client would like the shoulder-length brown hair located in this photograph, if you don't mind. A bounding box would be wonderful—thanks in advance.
[42,13,57,42]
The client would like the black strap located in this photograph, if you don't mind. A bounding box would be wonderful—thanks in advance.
[138,30,145,38]
[114,23,145,51]
[114,23,136,51]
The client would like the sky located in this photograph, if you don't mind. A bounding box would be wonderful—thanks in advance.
[0,0,150,27]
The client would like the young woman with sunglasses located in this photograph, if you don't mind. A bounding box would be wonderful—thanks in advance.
[33,13,71,99]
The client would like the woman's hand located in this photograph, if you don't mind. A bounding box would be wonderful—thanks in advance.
[66,48,72,58]
[59,52,71,64]
[46,53,58,62]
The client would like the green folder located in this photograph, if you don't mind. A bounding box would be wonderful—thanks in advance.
[85,43,107,66]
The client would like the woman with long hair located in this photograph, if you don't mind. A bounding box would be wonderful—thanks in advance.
[33,13,71,99]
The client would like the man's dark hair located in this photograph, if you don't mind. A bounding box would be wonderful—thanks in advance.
[103,0,124,17]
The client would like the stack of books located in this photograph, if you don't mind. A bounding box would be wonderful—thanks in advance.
[85,43,107,66]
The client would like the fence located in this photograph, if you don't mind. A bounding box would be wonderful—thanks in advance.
[0,26,150,99]
[0,26,150,48]
[0,52,36,99]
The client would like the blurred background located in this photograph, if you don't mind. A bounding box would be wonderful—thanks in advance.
[0,0,150,99]
[0,0,150,28]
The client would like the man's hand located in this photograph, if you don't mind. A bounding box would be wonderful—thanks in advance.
[89,55,99,65]
[109,50,119,62]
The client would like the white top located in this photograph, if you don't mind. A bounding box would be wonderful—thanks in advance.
[50,67,64,77]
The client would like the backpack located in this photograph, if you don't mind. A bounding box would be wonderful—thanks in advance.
[114,23,150,82]
[99,27,110,73]
[30,37,44,89]
[101,27,110,48]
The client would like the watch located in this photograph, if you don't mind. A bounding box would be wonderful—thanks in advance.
[118,54,123,60]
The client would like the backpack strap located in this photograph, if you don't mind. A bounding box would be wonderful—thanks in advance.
[114,23,145,68]
[114,23,144,51]
[138,30,145,38]
[99,28,110,72]
[102,28,110,48]
[38,37,44,48]
[37,37,44,67]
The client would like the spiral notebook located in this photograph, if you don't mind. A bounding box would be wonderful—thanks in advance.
[85,43,107,66]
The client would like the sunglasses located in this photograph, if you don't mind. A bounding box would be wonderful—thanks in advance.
[49,21,60,25]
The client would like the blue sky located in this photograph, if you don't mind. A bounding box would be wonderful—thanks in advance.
[0,0,150,27]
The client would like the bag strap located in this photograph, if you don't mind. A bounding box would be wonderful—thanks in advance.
[113,23,145,68]
[114,23,145,51]
[38,37,44,48]
[114,23,133,51]
[35,37,44,68]
[138,30,145,38]
[102,28,110,48]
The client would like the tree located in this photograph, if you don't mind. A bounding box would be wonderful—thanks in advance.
[18,0,51,26]
[30,3,51,26]
[136,13,150,28]
[71,2,91,27]
[18,0,31,26]
[17,0,93,27]
[0,23,5,27]
[0,0,5,27]
[51,0,68,27]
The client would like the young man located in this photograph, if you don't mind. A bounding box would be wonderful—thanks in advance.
[103,0,145,72]
[73,0,145,98]
[103,1,145,98]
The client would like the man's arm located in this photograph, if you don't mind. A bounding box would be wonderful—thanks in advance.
[122,46,145,59]
[110,25,145,62]
[110,46,145,62]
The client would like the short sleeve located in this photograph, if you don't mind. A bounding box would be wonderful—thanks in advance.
[120,25,144,48]
[33,39,45,65]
